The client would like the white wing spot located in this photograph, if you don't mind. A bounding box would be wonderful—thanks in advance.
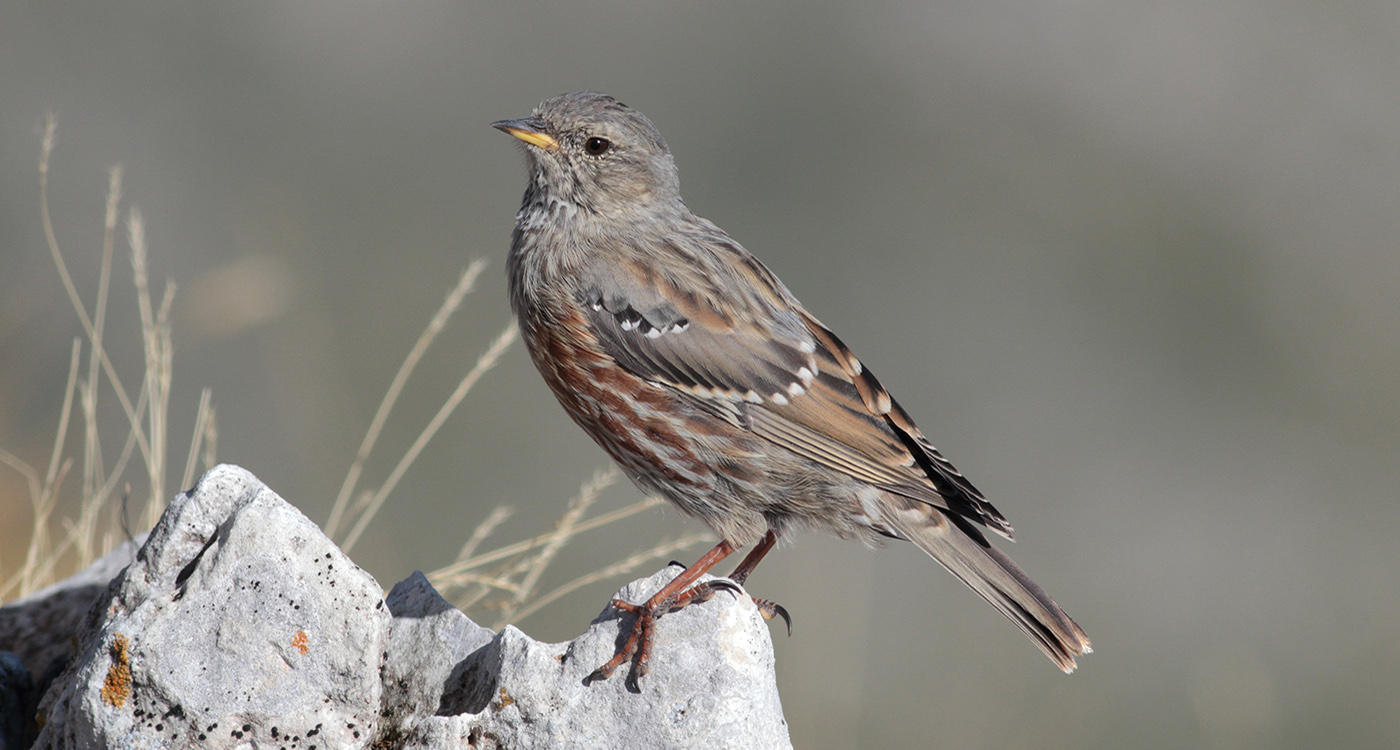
[743,390,763,404]
[799,340,816,354]
[770,393,789,406]
[796,366,814,384]
[787,382,806,397]
[874,391,892,415]
[644,327,664,339]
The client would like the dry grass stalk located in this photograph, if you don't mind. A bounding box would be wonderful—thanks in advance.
[500,531,713,627]
[427,466,709,629]
[38,116,152,474]
[1,116,206,600]
[339,320,519,552]
[201,404,218,473]
[325,259,489,540]
[81,165,122,510]
[454,505,514,564]
[0,340,81,598]
[128,208,177,530]
[430,493,666,582]
[179,387,215,491]
[492,468,616,623]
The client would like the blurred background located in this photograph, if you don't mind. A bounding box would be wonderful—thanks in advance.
[3,1,1399,747]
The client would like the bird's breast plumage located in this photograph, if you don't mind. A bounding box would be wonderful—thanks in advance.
[510,241,714,492]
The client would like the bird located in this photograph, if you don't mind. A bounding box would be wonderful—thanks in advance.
[494,91,1090,685]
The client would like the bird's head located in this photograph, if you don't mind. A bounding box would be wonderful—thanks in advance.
[494,92,683,220]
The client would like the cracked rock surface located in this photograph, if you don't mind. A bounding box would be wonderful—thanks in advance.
[6,465,790,749]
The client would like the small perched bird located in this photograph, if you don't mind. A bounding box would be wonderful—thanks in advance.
[495,92,1090,684]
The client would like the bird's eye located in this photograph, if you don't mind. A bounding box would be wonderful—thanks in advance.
[584,137,612,156]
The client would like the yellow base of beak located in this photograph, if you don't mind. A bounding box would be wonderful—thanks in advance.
[503,128,559,151]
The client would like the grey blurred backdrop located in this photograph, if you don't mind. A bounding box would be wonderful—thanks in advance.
[3,1,1399,747]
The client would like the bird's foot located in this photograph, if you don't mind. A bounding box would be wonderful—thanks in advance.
[585,578,744,688]
[667,578,743,610]
[585,598,655,689]
[680,580,791,635]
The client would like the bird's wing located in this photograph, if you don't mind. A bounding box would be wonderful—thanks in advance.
[578,238,1012,537]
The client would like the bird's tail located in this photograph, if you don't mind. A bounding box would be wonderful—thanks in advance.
[884,499,1091,672]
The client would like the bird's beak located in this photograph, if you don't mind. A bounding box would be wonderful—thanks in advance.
[492,117,559,151]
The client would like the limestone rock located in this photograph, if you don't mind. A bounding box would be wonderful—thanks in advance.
[15,465,791,749]
[379,570,496,730]
[384,568,792,750]
[1,537,147,750]
[33,465,388,749]
[0,536,145,684]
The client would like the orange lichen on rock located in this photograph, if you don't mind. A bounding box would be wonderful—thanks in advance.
[100,634,131,708]
[292,629,309,655]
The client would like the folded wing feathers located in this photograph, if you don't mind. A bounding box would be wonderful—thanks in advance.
[585,284,1014,538]
[796,310,1014,539]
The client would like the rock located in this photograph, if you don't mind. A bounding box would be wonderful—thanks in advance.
[1,651,37,750]
[379,571,497,729]
[0,536,145,683]
[33,465,389,749]
[1,535,148,750]
[17,465,791,749]
[383,568,792,750]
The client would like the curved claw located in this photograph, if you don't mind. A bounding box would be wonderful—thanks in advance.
[705,578,744,597]
[662,578,743,612]
[754,598,793,636]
